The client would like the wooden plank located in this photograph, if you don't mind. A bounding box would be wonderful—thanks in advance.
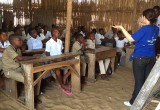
[130,58,160,110]
[22,48,45,54]
[71,55,81,92]
[33,70,50,86]
[86,53,96,82]
[33,59,79,73]
[19,52,82,64]
[22,64,34,110]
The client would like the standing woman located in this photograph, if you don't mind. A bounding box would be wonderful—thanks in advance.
[113,8,159,106]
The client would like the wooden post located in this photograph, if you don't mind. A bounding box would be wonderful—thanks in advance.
[29,0,32,23]
[86,53,96,82]
[130,58,160,110]
[65,0,73,53]
[132,0,137,32]
[22,64,34,110]
[71,55,81,92]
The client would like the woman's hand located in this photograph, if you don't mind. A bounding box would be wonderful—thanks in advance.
[112,25,124,30]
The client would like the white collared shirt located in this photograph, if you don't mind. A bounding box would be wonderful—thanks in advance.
[0,40,10,57]
[45,31,52,38]
[95,33,104,45]
[45,38,63,56]
[38,33,46,40]
[27,37,43,50]
[115,37,128,48]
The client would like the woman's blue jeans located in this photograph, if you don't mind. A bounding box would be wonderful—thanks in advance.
[129,56,155,104]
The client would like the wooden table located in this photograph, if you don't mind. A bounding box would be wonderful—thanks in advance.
[84,46,116,82]
[19,52,81,110]
[22,48,45,56]
[125,46,134,69]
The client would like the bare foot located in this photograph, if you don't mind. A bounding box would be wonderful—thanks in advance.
[61,84,71,91]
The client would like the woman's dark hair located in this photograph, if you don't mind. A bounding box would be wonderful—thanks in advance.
[143,8,157,25]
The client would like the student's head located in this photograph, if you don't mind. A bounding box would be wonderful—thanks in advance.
[143,8,157,25]
[51,27,60,39]
[111,26,117,34]
[153,6,160,17]
[35,26,42,34]
[76,34,84,43]
[99,28,104,35]
[0,29,7,42]
[89,32,95,40]
[29,28,38,38]
[91,29,97,34]
[117,31,123,39]
[13,27,22,36]
[8,34,22,48]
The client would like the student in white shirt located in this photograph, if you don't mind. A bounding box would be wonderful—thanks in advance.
[27,28,43,50]
[104,27,118,47]
[86,32,110,80]
[95,28,105,45]
[0,30,10,71]
[43,25,52,39]
[115,31,128,65]
[45,27,71,94]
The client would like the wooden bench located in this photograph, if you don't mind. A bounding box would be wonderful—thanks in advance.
[18,52,82,110]
[84,46,116,82]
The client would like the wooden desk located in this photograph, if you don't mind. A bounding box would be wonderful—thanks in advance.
[19,52,81,110]
[22,48,45,56]
[125,47,134,69]
[85,46,116,82]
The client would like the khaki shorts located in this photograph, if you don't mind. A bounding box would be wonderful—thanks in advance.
[4,68,24,83]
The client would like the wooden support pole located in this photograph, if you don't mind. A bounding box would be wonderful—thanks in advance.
[29,0,32,23]
[132,0,137,32]
[65,0,73,53]
[71,55,81,92]
[22,64,34,110]
[130,58,160,110]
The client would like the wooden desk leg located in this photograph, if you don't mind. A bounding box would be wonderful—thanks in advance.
[111,56,115,73]
[22,64,34,110]
[71,56,81,92]
[87,53,96,82]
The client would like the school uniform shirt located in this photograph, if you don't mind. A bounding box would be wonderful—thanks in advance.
[45,31,52,38]
[156,15,160,37]
[86,39,95,49]
[38,33,46,41]
[132,25,159,57]
[45,38,63,56]
[2,45,21,71]
[95,33,104,45]
[27,37,43,50]
[71,41,82,52]
[114,37,128,48]
[0,40,10,57]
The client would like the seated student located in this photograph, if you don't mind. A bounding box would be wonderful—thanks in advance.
[0,29,10,88]
[2,34,41,104]
[71,34,86,79]
[86,32,110,80]
[27,28,43,50]
[115,31,128,65]
[95,28,105,46]
[43,25,52,39]
[0,29,10,72]
[45,27,72,94]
